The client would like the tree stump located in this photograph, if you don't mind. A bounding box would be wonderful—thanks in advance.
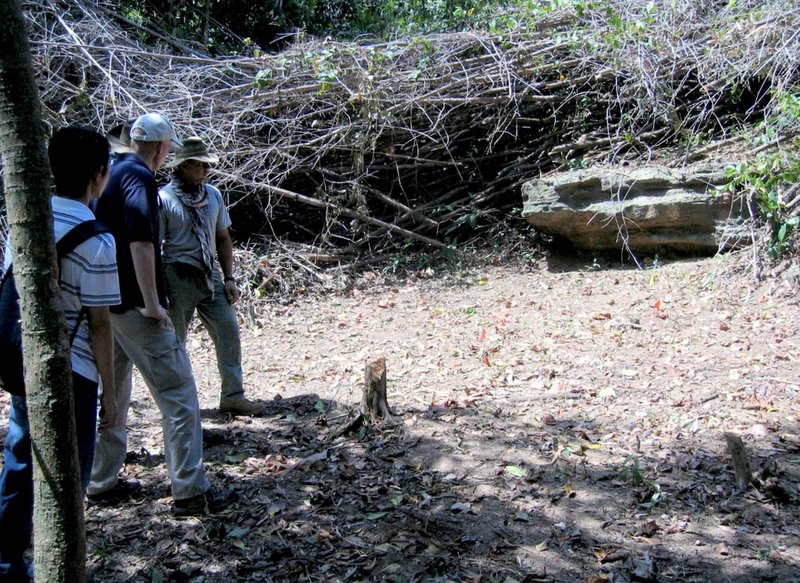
[724,432,753,486]
[362,355,392,420]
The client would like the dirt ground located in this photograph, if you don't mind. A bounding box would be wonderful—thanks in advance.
[4,250,800,582]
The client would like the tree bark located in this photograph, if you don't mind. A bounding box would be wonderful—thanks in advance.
[0,1,86,581]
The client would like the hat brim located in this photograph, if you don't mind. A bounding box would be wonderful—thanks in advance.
[165,153,219,168]
[108,137,132,154]
[107,125,132,153]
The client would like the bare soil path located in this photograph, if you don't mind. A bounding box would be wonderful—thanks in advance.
[5,253,800,582]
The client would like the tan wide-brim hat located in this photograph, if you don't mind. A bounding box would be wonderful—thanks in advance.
[166,136,219,168]
[107,119,135,153]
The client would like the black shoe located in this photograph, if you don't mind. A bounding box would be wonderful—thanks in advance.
[173,485,239,517]
[219,397,263,416]
[86,478,141,507]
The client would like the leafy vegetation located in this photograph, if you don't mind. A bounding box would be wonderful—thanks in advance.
[720,89,800,257]
[112,0,617,52]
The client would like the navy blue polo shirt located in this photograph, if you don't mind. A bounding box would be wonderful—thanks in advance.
[94,152,167,313]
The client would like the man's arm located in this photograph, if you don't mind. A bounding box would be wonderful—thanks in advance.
[130,241,169,320]
[87,306,117,428]
[216,227,240,305]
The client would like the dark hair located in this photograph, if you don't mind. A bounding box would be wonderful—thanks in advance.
[47,126,109,199]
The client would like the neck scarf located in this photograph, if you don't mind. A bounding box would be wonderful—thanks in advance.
[172,176,215,294]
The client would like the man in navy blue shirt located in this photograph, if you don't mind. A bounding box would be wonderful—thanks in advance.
[89,113,237,516]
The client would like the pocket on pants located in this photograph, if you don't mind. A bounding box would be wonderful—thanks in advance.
[141,333,192,392]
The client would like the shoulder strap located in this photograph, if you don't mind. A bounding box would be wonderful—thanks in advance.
[56,219,111,260]
[55,219,112,345]
[0,219,111,285]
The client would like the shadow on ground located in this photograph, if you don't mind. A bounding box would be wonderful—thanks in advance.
[79,391,800,583]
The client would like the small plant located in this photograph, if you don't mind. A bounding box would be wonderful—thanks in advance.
[719,88,800,257]
[618,455,644,486]
[721,154,800,257]
[253,69,272,89]
[649,483,669,508]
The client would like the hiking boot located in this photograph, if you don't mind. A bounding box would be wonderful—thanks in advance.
[86,478,141,507]
[219,396,263,416]
[173,485,239,517]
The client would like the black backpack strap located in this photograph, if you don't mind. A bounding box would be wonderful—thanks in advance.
[69,308,87,346]
[55,219,112,345]
[56,220,111,261]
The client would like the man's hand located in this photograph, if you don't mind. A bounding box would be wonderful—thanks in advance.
[224,279,240,305]
[137,304,170,321]
[99,392,119,429]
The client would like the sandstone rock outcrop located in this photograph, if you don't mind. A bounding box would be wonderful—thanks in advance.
[521,165,748,254]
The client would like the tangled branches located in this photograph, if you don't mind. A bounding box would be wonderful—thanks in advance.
[19,0,800,269]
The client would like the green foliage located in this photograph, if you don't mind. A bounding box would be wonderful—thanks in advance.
[720,89,800,257]
[617,455,644,486]
[123,7,146,25]
[253,69,272,89]
[116,0,621,51]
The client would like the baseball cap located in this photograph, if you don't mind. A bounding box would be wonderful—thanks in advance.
[130,113,182,150]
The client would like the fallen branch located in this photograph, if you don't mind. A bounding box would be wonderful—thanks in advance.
[219,171,447,249]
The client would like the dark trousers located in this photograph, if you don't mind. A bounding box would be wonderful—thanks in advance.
[0,373,98,579]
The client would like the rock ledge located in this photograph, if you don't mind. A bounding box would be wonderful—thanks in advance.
[521,165,747,254]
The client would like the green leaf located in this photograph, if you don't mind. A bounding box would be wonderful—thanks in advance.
[374,543,396,553]
[225,452,247,464]
[366,511,388,520]
[228,526,250,538]
[505,465,527,478]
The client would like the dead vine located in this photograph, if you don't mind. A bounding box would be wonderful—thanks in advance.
[13,0,800,285]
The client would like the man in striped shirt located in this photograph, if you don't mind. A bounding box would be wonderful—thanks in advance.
[0,126,120,583]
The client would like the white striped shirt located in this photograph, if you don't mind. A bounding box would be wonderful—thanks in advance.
[3,197,121,383]
[53,197,121,382]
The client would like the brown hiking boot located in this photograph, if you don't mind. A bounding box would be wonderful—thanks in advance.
[86,478,141,507]
[219,396,263,416]
[173,485,239,516]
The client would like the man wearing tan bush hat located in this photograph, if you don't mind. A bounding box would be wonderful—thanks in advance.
[160,137,262,416]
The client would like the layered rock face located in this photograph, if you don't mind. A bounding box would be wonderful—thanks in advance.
[521,165,748,254]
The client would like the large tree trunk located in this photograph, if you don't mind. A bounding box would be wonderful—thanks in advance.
[0,1,87,582]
